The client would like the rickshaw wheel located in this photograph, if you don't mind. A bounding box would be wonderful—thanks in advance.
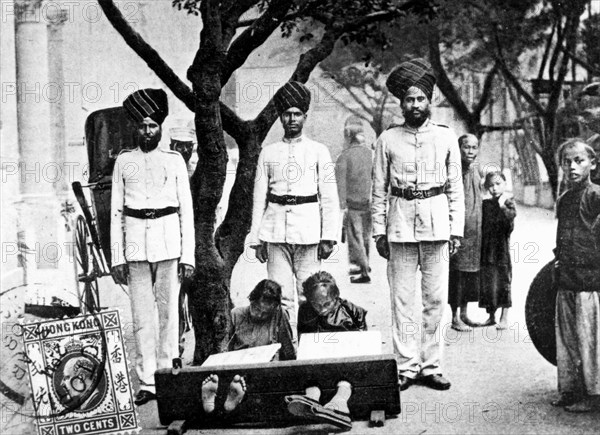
[74,215,100,313]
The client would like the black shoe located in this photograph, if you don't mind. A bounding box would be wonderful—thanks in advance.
[398,375,416,391]
[350,275,371,284]
[134,390,156,406]
[419,374,451,390]
[551,393,578,407]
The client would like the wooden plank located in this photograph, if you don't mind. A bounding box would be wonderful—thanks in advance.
[155,354,400,427]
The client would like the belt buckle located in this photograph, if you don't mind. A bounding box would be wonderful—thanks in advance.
[285,196,297,205]
[405,187,419,200]
[413,189,424,200]
[145,209,156,219]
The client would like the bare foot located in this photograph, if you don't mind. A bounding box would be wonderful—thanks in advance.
[224,374,246,413]
[496,320,508,330]
[201,374,218,414]
[324,380,351,415]
[451,319,472,332]
[480,317,496,327]
[460,316,480,327]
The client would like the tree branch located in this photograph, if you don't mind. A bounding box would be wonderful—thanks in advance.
[564,48,600,77]
[480,124,518,132]
[427,25,474,123]
[473,63,499,118]
[537,22,556,81]
[548,18,565,82]
[491,23,546,115]
[327,77,376,116]
[97,0,194,110]
[223,0,295,85]
[546,12,581,117]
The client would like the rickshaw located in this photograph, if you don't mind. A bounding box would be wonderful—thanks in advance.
[71,107,137,314]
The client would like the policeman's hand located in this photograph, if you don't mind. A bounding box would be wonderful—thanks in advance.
[375,235,390,260]
[111,264,129,285]
[318,240,336,260]
[253,242,268,263]
[449,236,462,256]
[179,263,195,281]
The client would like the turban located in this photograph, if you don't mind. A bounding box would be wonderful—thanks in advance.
[123,88,169,125]
[274,81,311,115]
[386,58,436,101]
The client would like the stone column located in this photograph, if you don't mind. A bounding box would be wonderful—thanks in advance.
[47,8,68,198]
[15,0,59,271]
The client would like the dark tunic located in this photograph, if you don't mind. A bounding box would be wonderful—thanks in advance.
[555,183,600,292]
[479,197,516,311]
[228,306,296,360]
[297,298,368,335]
[449,163,483,308]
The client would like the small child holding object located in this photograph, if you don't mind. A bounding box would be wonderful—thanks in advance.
[479,171,516,330]
[551,139,600,412]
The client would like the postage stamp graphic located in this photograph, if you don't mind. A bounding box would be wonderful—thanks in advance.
[22,310,140,435]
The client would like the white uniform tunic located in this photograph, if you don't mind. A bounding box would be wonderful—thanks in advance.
[110,147,194,267]
[249,136,340,245]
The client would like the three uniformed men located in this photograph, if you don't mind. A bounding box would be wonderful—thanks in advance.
[110,88,195,405]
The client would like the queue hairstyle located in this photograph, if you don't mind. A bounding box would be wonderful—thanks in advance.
[248,279,282,305]
[556,138,596,165]
[343,115,365,144]
[484,170,506,189]
[458,133,479,147]
[302,271,340,301]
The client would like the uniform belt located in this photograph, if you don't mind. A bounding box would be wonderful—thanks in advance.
[267,193,318,206]
[123,206,179,219]
[391,186,444,200]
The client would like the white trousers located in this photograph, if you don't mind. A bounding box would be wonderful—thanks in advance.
[267,243,320,337]
[556,290,600,396]
[128,259,179,393]
[388,241,448,378]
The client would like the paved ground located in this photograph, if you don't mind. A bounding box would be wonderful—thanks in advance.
[95,205,599,433]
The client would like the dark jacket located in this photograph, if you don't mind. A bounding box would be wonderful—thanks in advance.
[555,183,600,292]
[481,197,516,265]
[297,298,367,335]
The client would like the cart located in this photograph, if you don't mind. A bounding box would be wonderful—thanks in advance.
[71,107,137,314]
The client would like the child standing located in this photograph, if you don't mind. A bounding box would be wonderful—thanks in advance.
[552,139,600,412]
[480,171,516,329]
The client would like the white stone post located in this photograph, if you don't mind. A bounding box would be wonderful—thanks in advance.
[15,0,59,272]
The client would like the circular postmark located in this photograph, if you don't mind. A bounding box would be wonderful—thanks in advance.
[0,286,110,423]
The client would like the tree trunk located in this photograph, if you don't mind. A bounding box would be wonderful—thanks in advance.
[187,0,232,365]
[542,115,560,199]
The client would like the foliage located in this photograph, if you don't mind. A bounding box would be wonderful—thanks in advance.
[581,13,600,72]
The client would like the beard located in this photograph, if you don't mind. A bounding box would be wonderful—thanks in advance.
[138,130,162,152]
[403,107,430,128]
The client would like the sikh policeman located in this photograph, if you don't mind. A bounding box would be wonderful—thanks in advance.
[110,88,195,405]
[372,59,464,391]
[249,81,340,335]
